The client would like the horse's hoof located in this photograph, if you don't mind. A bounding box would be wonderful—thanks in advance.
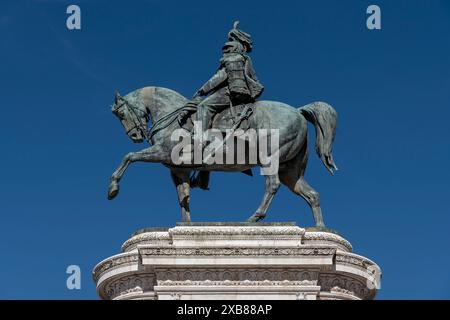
[108,182,119,200]
[246,214,265,222]
[310,224,328,232]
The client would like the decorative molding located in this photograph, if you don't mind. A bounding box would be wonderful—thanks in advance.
[303,232,353,252]
[139,247,336,256]
[103,274,156,300]
[157,279,318,286]
[169,226,305,236]
[122,232,171,252]
[335,252,377,270]
[93,253,139,282]
[330,286,355,296]
[155,268,318,282]
[319,273,372,299]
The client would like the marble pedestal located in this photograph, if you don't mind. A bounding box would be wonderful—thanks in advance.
[92,223,381,300]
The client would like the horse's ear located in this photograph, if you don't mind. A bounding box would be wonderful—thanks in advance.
[115,90,121,102]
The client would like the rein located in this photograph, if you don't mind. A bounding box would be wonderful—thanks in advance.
[118,96,198,143]
[148,104,197,139]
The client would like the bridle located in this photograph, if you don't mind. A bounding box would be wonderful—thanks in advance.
[115,98,151,144]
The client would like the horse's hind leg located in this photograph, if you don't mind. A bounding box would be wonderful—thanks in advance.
[293,178,324,228]
[247,174,281,222]
[279,148,325,228]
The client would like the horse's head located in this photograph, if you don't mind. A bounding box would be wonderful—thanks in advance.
[111,91,149,143]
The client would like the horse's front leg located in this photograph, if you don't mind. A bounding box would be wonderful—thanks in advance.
[108,145,166,200]
[170,169,192,222]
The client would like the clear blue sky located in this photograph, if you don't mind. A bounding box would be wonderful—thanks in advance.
[1,0,449,299]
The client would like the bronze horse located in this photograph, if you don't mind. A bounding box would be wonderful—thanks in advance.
[108,87,338,227]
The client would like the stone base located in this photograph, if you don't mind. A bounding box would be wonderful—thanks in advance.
[92,223,381,300]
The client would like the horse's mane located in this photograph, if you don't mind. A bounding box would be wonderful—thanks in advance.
[137,86,189,139]
[140,86,188,108]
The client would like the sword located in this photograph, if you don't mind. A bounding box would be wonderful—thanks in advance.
[202,105,253,164]
[229,99,237,124]
[226,88,238,124]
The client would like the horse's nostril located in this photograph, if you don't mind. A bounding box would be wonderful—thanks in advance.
[131,133,137,138]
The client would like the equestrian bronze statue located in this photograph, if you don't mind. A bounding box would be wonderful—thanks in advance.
[107,22,338,227]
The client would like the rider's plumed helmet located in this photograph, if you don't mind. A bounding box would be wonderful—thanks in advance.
[227,21,253,53]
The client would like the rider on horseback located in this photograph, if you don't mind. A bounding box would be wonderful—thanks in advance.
[183,21,264,134]
[183,21,264,189]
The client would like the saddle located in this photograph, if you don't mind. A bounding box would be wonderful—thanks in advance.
[180,103,254,133]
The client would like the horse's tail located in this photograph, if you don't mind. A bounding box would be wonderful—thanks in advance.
[299,102,338,175]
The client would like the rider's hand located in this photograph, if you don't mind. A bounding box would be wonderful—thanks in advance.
[178,110,190,123]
